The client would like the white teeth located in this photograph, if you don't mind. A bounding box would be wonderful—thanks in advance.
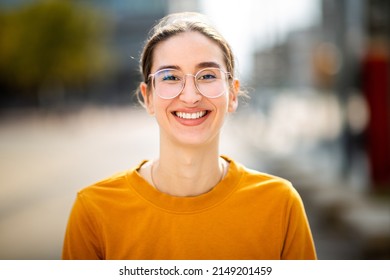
[175,111,207,119]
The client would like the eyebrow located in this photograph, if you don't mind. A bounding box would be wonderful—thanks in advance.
[155,61,223,72]
[156,65,180,72]
[197,61,222,69]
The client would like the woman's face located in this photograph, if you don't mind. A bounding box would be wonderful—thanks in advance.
[141,31,239,148]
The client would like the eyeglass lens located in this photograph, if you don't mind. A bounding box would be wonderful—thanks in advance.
[152,68,228,99]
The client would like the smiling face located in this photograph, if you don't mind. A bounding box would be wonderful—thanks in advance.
[140,31,239,148]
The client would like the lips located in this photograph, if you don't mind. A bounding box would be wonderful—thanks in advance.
[174,110,209,120]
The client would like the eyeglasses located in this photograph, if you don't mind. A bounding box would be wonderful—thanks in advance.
[148,67,231,99]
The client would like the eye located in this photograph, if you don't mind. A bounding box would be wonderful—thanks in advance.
[162,74,179,81]
[197,68,221,82]
[156,70,181,83]
[198,73,217,80]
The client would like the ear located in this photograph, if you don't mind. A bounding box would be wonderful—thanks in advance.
[228,79,239,113]
[140,82,155,115]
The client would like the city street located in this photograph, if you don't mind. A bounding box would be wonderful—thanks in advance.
[0,106,388,259]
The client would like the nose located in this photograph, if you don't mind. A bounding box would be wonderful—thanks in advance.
[179,74,202,104]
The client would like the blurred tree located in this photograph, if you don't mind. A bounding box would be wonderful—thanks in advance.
[0,0,112,107]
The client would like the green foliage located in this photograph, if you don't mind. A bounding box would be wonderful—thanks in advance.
[0,0,112,90]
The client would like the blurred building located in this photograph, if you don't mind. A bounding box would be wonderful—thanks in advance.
[252,0,390,191]
[0,0,171,107]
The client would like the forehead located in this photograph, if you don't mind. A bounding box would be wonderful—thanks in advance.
[151,31,226,72]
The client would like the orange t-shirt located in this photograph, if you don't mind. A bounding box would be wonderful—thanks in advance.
[62,156,316,259]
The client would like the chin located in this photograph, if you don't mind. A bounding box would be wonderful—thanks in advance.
[171,131,220,148]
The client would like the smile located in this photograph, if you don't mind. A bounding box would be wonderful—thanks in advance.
[174,111,208,120]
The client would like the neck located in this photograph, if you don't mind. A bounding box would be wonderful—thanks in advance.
[152,138,224,197]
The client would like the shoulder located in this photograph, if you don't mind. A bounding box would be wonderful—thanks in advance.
[244,165,293,189]
[79,171,128,195]
[226,156,299,199]
[224,157,308,223]
[76,160,147,203]
[73,171,128,210]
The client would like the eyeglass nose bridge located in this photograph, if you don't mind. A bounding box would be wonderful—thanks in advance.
[179,73,201,95]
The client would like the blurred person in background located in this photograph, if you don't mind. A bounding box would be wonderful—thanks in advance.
[62,12,316,260]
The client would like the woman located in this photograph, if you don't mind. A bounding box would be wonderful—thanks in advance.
[62,12,317,260]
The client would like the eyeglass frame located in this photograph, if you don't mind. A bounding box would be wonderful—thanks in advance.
[147,67,232,99]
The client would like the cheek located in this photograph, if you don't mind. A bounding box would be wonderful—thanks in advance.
[153,99,172,118]
[211,97,230,115]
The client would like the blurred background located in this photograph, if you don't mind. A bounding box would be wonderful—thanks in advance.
[0,0,389,259]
